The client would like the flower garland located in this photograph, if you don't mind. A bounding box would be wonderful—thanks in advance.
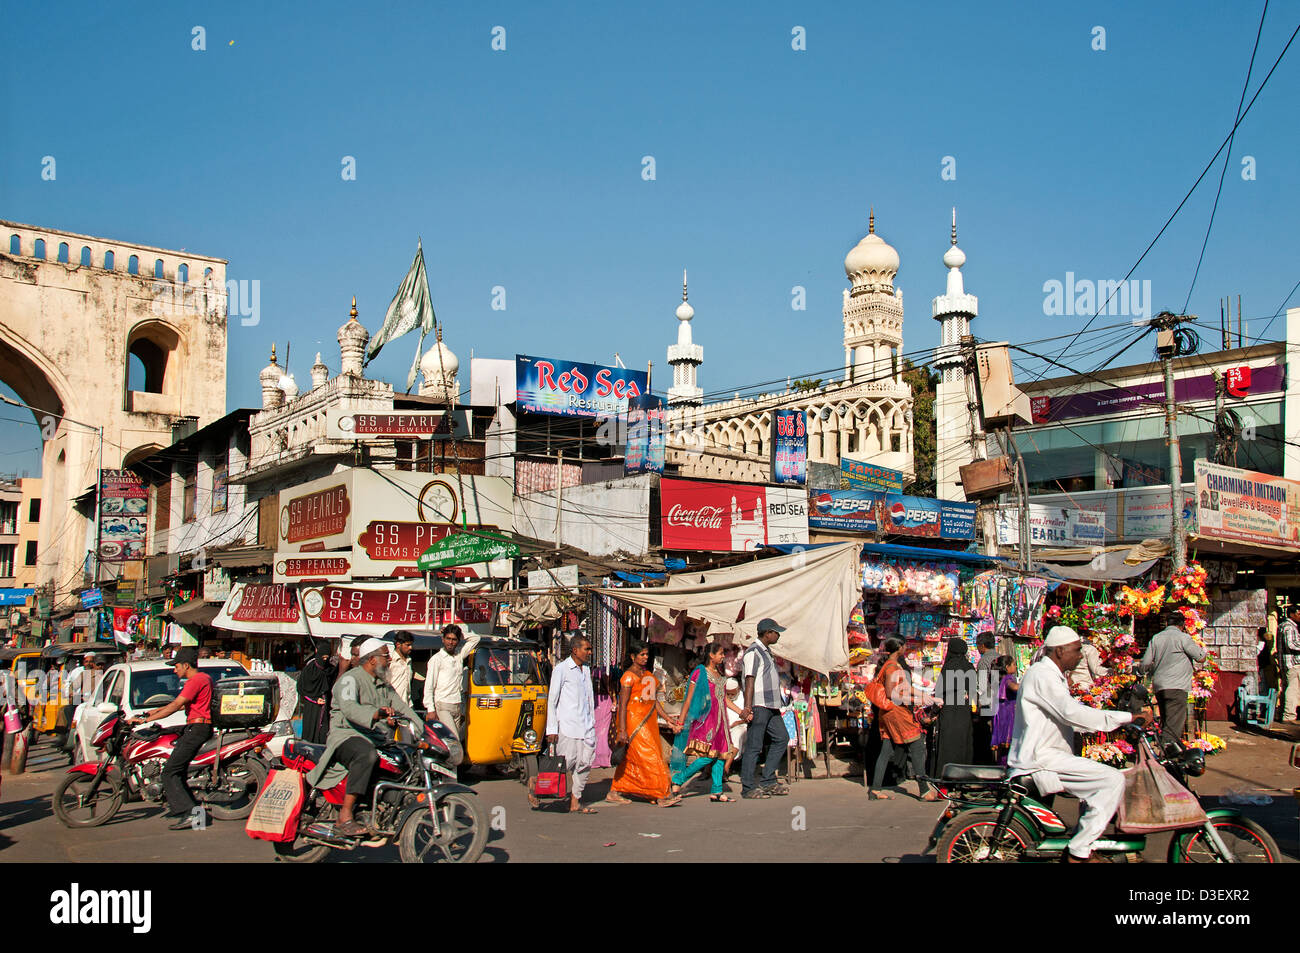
[1117,582,1166,618]
[1186,731,1226,755]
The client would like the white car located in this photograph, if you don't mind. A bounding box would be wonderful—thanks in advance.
[71,659,249,763]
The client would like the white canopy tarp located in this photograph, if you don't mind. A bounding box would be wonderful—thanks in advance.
[213,582,311,636]
[598,542,859,674]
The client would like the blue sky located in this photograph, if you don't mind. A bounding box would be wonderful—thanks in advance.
[2,1,1298,477]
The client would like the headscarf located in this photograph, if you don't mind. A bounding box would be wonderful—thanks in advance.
[942,637,974,672]
[669,663,714,775]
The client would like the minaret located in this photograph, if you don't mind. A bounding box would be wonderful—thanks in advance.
[842,208,905,386]
[310,351,329,390]
[667,270,703,407]
[931,209,979,501]
[259,343,284,410]
[337,296,368,376]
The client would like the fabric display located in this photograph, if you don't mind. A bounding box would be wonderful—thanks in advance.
[962,571,1051,637]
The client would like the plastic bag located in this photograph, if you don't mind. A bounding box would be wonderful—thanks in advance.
[1116,742,1208,833]
[245,768,306,843]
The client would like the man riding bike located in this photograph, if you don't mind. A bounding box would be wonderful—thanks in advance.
[1007,626,1153,863]
[306,638,423,837]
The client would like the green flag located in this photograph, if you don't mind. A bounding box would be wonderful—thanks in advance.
[418,533,520,571]
[366,239,437,390]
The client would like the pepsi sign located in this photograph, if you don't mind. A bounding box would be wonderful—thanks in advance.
[808,490,881,532]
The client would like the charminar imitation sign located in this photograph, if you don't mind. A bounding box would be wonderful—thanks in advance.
[1194,460,1300,551]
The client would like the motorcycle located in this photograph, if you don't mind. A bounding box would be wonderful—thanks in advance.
[268,713,487,864]
[54,705,271,828]
[926,719,1281,863]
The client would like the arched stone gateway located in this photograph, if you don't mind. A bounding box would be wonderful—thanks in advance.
[1,221,227,606]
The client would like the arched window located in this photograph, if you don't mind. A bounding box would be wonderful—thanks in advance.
[154,259,164,278]
[177,263,189,283]
[104,250,115,270]
[125,320,182,401]
[79,246,92,266]
[33,239,46,259]
[127,255,140,275]
[8,235,19,255]
[57,242,69,263]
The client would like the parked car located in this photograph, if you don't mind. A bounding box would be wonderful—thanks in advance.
[70,659,248,763]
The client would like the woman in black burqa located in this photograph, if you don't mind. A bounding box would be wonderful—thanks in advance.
[931,636,975,776]
[297,644,337,744]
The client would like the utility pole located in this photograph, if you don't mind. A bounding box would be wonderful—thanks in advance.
[553,448,564,552]
[1152,311,1194,570]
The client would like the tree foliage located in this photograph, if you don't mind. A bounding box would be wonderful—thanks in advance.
[903,359,938,495]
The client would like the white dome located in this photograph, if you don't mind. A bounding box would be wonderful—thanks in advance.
[278,373,299,400]
[943,245,966,269]
[844,233,900,281]
[420,336,459,380]
[676,300,695,321]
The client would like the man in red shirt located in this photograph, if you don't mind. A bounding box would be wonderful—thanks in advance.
[131,647,213,830]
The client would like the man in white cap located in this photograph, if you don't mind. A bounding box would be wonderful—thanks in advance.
[1008,625,1153,862]
[307,638,423,837]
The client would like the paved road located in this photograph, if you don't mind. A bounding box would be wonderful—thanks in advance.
[2,724,1295,863]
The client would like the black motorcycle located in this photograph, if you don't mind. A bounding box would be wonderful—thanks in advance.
[269,714,487,864]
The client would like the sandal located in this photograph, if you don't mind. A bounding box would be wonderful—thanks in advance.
[603,793,632,805]
[742,788,771,799]
[335,819,368,837]
[527,794,541,809]
[657,794,683,808]
[709,794,735,802]
[868,790,894,800]
[571,805,598,814]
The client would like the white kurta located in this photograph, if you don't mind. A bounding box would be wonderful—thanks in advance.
[1008,657,1133,858]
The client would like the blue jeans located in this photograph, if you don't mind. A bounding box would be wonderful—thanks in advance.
[741,706,788,793]
[672,755,725,795]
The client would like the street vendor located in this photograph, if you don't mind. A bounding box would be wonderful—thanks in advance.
[1008,626,1153,863]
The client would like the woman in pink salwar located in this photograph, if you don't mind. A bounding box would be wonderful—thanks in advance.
[670,642,735,802]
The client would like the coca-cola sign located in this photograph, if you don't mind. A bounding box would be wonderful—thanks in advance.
[660,478,808,552]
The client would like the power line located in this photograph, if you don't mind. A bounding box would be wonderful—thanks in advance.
[1182,0,1270,312]
[1049,14,1300,370]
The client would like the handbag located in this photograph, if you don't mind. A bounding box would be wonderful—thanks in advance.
[864,672,894,712]
[610,709,655,768]
[1116,740,1208,833]
[245,768,306,843]
[534,745,569,799]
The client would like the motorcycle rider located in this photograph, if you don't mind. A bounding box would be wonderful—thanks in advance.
[129,646,213,831]
[1007,626,1152,862]
[307,638,423,837]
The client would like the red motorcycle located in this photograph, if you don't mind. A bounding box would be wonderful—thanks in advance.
[54,707,271,828]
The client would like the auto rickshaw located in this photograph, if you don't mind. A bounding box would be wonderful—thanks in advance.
[1,646,45,713]
[460,637,549,780]
[35,642,127,735]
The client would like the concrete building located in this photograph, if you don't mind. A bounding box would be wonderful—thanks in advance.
[1,222,228,606]
[664,213,915,484]
[0,481,19,585]
[15,477,41,589]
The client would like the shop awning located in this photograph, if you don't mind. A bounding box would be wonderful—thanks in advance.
[213,582,311,636]
[165,599,222,627]
[600,542,861,674]
[1032,552,1158,584]
[210,546,274,569]
[765,541,1002,567]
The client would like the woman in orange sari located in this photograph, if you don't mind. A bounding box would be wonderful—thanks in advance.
[605,643,683,807]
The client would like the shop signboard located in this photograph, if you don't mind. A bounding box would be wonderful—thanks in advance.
[0,588,34,606]
[660,478,808,552]
[74,611,90,627]
[526,565,579,599]
[417,533,520,571]
[1120,485,1196,539]
[115,581,138,606]
[1030,364,1284,424]
[770,410,808,486]
[808,489,881,533]
[348,471,515,580]
[877,494,977,540]
[995,504,1108,547]
[326,409,469,441]
[202,565,233,602]
[279,473,352,550]
[1194,460,1300,550]
[300,582,493,636]
[80,588,104,609]
[98,469,148,562]
[624,394,666,476]
[212,464,228,514]
[273,552,353,584]
[516,355,648,420]
[213,582,310,635]
[840,459,904,492]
